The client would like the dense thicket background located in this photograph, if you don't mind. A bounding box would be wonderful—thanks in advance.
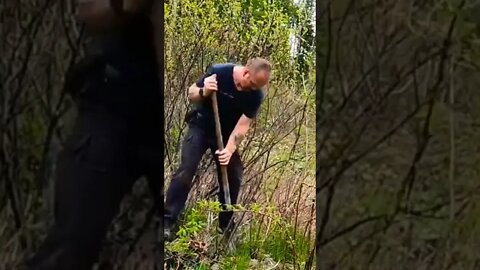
[164,0,315,269]
[0,0,315,269]
[317,0,480,269]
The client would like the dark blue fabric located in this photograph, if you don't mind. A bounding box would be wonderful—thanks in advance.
[192,63,264,140]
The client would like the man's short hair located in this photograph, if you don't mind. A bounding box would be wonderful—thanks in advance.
[246,57,272,73]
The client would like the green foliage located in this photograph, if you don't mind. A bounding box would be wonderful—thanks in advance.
[219,255,251,270]
[166,203,212,255]
[239,222,311,263]
[166,200,314,269]
[194,263,210,270]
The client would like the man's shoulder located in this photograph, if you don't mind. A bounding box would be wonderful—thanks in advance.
[209,63,235,73]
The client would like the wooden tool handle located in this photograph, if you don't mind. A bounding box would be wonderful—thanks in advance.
[211,92,231,205]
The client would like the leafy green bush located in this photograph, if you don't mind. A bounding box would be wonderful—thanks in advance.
[165,200,314,269]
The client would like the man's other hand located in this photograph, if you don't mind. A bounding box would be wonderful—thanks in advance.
[215,148,233,165]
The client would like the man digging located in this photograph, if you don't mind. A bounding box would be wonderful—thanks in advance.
[164,57,272,241]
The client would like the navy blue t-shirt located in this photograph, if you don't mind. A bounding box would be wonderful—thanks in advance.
[192,63,264,139]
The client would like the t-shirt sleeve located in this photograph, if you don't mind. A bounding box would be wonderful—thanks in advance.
[195,66,215,87]
[243,92,265,119]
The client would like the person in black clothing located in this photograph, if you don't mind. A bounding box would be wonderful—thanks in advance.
[164,57,272,240]
[25,3,162,270]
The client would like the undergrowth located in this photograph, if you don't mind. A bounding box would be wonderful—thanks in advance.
[165,200,314,270]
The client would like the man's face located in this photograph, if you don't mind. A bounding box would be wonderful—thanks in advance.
[239,69,269,91]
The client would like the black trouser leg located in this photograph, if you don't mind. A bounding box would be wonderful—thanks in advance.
[26,111,139,270]
[164,124,208,227]
[212,150,243,231]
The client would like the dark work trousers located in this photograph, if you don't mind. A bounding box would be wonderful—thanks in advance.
[164,122,243,232]
[25,67,162,270]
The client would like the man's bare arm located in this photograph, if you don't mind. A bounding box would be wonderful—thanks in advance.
[225,114,252,153]
[188,74,217,103]
[187,83,204,103]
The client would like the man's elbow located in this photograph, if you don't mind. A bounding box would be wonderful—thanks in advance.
[239,125,250,135]
[187,87,194,100]
[236,121,251,135]
[187,85,199,102]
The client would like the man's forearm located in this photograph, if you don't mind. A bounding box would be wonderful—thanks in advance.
[225,128,247,153]
[225,115,252,152]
